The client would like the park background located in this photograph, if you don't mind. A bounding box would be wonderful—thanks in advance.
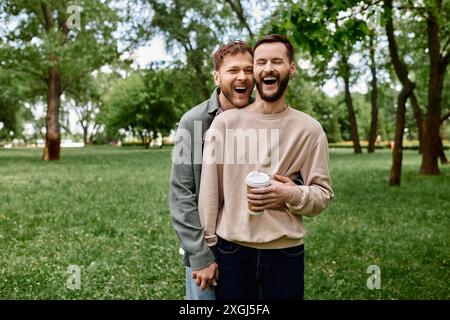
[0,0,449,299]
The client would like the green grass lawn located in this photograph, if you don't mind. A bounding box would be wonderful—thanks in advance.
[0,146,449,299]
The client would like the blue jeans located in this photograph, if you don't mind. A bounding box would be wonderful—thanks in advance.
[215,238,304,300]
[185,267,216,300]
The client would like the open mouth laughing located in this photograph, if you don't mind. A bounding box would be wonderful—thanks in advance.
[259,71,280,89]
[262,77,278,85]
[234,86,248,94]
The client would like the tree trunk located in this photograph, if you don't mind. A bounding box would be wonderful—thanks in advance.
[342,71,362,154]
[441,111,450,124]
[43,65,61,161]
[224,0,254,38]
[384,0,416,186]
[389,85,414,186]
[439,112,450,163]
[83,126,88,145]
[139,132,150,149]
[437,136,448,164]
[368,33,378,153]
[409,93,425,153]
[89,123,100,144]
[420,2,446,175]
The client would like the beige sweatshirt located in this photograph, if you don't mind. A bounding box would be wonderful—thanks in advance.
[198,106,334,249]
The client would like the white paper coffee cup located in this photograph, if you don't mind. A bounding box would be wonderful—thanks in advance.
[246,171,271,216]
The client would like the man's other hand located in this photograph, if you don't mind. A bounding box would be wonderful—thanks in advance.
[192,262,219,290]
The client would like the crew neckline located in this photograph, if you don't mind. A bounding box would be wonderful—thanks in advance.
[242,105,293,120]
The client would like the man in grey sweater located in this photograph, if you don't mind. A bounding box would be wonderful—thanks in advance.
[169,40,298,300]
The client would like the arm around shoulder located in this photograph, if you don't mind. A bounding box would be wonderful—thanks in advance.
[169,116,215,269]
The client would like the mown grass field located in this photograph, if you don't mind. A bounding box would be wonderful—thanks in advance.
[0,146,448,299]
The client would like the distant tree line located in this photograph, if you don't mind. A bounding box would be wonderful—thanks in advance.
[0,0,448,186]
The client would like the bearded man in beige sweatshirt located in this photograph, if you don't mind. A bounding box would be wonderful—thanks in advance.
[198,34,334,300]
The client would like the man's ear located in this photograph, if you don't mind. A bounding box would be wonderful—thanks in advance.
[213,71,220,86]
[289,62,297,78]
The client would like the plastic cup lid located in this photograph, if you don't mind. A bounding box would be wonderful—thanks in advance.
[245,171,271,188]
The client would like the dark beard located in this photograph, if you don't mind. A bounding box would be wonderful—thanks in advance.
[220,82,250,107]
[255,73,290,102]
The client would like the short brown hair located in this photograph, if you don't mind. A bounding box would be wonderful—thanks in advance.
[252,34,295,62]
[214,40,253,70]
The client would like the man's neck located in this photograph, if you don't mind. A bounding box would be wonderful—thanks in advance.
[218,92,235,111]
[250,93,288,114]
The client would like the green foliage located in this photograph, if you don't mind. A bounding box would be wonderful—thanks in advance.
[103,73,147,137]
[286,72,343,142]
[0,0,120,147]
[332,85,398,142]
[376,83,397,141]
[0,67,41,140]
[0,73,20,139]
[267,0,377,153]
[138,0,242,99]
[102,69,179,145]
[1,0,447,149]
[141,69,179,137]
[72,69,126,144]
[270,0,370,76]
[387,0,449,119]
[0,0,119,87]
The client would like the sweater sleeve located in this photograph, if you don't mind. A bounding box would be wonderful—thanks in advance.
[198,120,224,247]
[169,116,216,270]
[287,132,334,217]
